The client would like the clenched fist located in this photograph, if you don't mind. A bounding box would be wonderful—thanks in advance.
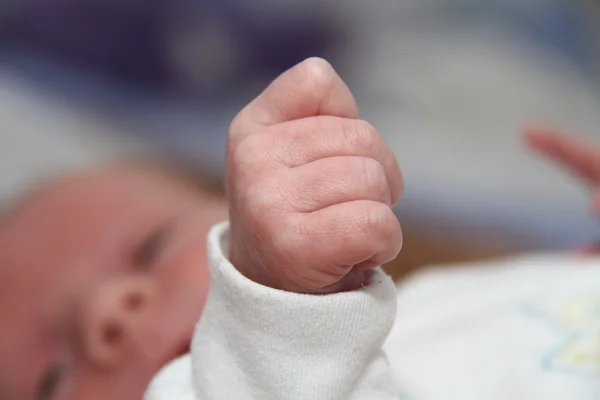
[226,58,403,293]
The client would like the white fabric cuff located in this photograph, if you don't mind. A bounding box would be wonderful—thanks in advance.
[191,221,398,399]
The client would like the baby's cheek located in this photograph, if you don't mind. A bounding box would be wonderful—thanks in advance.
[157,231,210,321]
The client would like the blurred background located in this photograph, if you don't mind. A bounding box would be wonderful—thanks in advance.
[1,0,600,277]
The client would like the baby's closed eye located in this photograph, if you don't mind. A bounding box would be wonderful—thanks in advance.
[132,226,172,269]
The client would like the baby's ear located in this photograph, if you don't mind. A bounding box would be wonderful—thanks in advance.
[229,57,359,142]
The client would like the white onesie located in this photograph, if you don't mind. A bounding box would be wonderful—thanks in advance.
[145,222,600,399]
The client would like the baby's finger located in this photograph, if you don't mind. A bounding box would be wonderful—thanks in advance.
[229,58,358,143]
[526,126,600,186]
[276,156,391,212]
[292,200,402,273]
[232,116,403,204]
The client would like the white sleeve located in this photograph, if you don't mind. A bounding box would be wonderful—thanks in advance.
[189,221,401,400]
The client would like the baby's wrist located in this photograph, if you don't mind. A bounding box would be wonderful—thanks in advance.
[229,243,367,294]
[228,239,278,289]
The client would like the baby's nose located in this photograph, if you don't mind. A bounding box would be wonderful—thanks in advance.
[79,277,158,366]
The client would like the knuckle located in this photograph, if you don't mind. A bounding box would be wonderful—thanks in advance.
[359,158,387,196]
[270,121,309,164]
[360,202,397,244]
[343,119,378,151]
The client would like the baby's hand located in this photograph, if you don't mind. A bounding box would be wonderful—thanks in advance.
[226,58,403,293]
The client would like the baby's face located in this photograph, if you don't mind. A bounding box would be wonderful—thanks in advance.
[0,168,226,400]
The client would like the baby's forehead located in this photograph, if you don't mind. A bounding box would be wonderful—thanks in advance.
[0,165,223,264]
[0,167,195,271]
[0,167,203,249]
[4,165,205,217]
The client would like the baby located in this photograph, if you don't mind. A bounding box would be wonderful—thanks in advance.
[0,58,599,400]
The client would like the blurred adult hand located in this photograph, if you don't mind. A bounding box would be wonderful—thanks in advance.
[526,126,600,253]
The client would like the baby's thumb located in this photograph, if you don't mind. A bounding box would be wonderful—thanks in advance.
[230,58,359,142]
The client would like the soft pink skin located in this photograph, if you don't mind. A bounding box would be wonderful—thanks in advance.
[0,168,226,400]
[227,58,404,293]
